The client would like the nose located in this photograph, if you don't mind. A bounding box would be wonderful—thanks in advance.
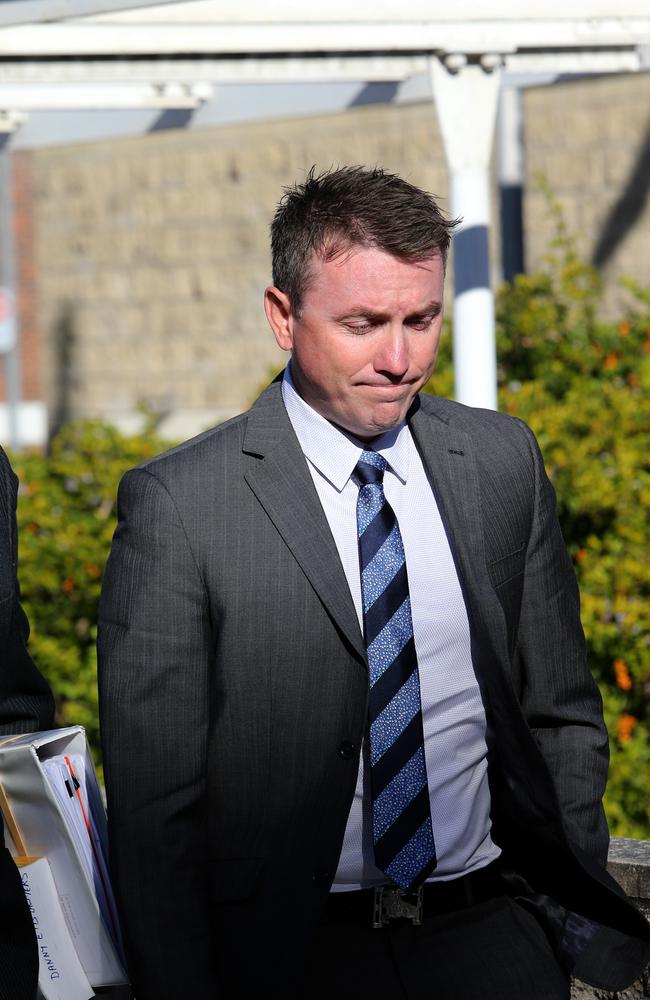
[374,327,409,380]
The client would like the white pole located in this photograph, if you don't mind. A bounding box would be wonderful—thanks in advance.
[429,57,501,410]
[0,141,21,449]
[496,84,525,282]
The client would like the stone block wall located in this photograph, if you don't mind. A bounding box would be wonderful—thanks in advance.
[7,70,650,437]
[523,72,650,315]
[27,102,448,435]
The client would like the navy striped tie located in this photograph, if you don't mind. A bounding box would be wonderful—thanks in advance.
[353,449,437,892]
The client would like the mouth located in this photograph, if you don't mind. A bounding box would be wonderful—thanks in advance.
[361,381,416,397]
[361,378,415,389]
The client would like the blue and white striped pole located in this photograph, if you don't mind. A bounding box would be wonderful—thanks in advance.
[430,57,501,411]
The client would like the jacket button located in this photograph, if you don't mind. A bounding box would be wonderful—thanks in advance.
[338,740,357,760]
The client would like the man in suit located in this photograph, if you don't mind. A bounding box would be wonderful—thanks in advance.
[0,446,55,999]
[98,166,649,999]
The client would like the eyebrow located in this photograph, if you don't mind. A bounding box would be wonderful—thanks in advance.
[335,300,443,322]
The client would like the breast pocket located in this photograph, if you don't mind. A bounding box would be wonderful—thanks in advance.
[488,542,526,589]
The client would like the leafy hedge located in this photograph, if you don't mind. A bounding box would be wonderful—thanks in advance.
[10,220,649,835]
[11,421,169,772]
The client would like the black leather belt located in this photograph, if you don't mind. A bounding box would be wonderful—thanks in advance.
[324,860,507,928]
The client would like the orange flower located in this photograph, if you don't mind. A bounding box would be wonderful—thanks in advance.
[618,321,630,336]
[62,577,75,593]
[613,659,633,691]
[618,714,638,744]
[575,548,587,564]
[603,353,618,370]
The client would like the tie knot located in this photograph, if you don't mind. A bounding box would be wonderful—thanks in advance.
[353,450,387,488]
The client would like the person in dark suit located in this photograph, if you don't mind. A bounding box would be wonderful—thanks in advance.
[0,446,55,1000]
[98,166,649,1000]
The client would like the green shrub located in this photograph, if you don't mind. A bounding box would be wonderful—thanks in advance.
[11,419,170,775]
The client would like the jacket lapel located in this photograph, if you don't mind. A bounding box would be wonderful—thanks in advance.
[241,385,513,672]
[409,399,511,683]
[242,382,366,661]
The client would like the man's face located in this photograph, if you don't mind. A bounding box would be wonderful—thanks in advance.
[265,245,445,440]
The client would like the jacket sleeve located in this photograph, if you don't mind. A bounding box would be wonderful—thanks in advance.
[97,467,217,998]
[513,421,610,867]
[0,447,55,737]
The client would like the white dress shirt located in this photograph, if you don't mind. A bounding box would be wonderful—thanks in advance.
[282,366,500,890]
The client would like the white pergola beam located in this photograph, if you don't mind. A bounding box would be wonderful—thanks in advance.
[0,0,181,27]
[0,83,212,109]
[85,0,650,20]
[0,56,431,85]
[0,49,644,86]
[0,21,648,57]
[503,49,645,73]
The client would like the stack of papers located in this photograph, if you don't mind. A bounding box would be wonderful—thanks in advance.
[21,857,94,1000]
[0,726,128,992]
[41,754,123,962]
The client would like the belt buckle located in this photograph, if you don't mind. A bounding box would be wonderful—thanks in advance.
[372,886,424,929]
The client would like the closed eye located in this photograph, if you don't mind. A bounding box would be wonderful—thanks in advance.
[340,304,441,335]
[407,315,436,331]
[344,321,378,334]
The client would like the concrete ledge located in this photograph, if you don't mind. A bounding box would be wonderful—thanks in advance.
[608,838,650,916]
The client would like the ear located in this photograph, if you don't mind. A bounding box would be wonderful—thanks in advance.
[264,286,295,352]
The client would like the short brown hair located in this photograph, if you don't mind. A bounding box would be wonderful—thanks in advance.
[271,165,458,313]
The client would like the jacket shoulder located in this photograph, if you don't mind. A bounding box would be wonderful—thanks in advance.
[0,446,17,528]
[418,393,538,455]
[127,409,251,487]
[0,445,16,491]
[419,392,525,431]
[125,378,287,489]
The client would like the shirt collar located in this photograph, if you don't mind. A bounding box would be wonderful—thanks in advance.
[282,364,410,491]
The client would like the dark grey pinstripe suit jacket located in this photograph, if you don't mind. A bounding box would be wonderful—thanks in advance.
[0,447,54,1000]
[97,382,649,999]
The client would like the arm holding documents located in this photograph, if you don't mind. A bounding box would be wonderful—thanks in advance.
[0,446,55,1000]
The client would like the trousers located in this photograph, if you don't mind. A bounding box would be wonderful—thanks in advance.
[301,890,571,1000]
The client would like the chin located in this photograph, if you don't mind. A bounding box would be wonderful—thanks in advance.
[336,404,407,440]
[373,403,409,429]
[357,418,404,440]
